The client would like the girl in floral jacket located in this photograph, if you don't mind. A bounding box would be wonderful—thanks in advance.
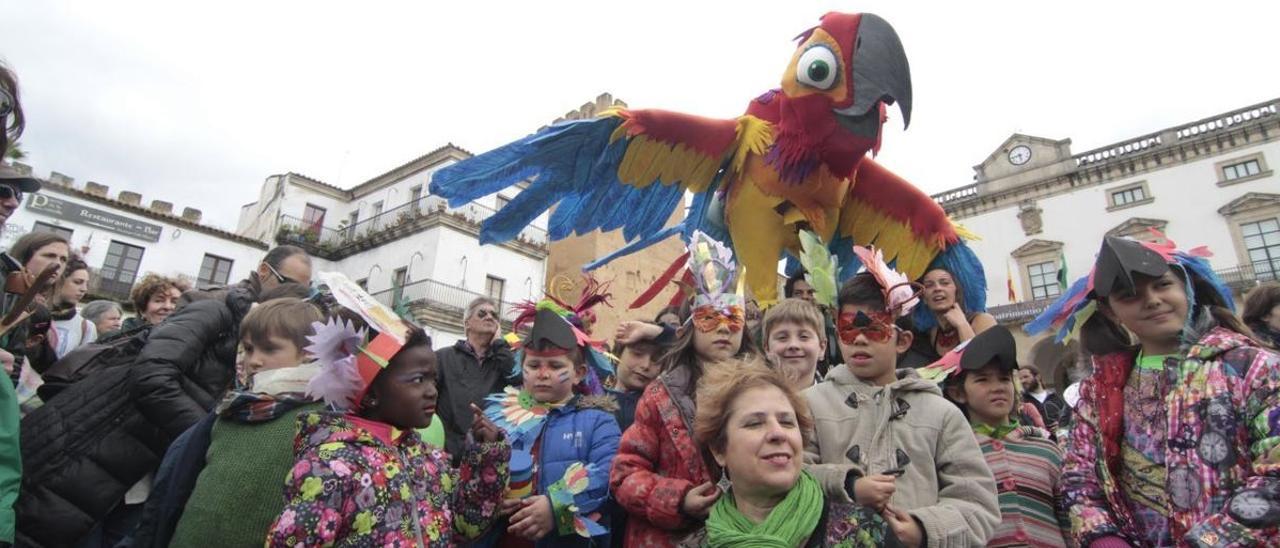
[267,320,510,547]
[609,233,761,548]
[1027,233,1280,547]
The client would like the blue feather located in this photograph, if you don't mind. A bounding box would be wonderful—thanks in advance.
[1024,275,1091,336]
[1177,253,1235,311]
[431,114,722,274]
[583,224,683,271]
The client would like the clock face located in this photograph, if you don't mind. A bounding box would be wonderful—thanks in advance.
[1197,431,1232,464]
[1008,145,1032,166]
[1231,491,1272,520]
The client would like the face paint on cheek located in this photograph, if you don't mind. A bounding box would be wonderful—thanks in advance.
[557,370,572,385]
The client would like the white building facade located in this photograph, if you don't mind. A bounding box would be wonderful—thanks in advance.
[236,144,549,348]
[932,98,1280,386]
[2,168,269,303]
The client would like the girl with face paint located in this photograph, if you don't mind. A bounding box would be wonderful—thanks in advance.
[1028,233,1280,546]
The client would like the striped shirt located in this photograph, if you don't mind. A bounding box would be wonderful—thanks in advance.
[977,426,1071,547]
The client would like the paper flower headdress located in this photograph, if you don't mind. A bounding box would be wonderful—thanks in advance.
[305,272,412,410]
[1026,229,1233,343]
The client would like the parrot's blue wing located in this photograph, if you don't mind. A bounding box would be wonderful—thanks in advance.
[430,109,767,269]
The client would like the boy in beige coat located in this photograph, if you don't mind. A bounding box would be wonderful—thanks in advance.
[803,255,999,548]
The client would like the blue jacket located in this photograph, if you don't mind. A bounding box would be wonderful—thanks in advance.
[477,394,621,548]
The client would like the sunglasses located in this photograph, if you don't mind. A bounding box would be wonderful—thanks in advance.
[836,310,899,344]
[264,262,299,285]
[0,183,22,204]
[692,305,745,334]
[472,309,499,320]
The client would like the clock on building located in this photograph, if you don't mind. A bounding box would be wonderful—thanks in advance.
[1008,145,1032,166]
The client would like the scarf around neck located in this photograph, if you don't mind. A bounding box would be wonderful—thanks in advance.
[706,470,824,548]
[973,419,1021,440]
[217,362,320,423]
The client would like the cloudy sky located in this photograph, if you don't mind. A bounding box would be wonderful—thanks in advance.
[3,1,1278,231]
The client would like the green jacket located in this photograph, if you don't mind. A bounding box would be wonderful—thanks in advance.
[0,377,20,542]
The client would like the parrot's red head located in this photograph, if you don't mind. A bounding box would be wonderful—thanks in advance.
[766,12,912,179]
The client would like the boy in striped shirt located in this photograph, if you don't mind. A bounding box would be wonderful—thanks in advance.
[926,325,1071,547]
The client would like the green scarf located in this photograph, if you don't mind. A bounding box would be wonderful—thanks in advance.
[706,470,824,548]
[973,419,1020,440]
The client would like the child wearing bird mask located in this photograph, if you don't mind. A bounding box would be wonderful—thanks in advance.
[923,325,1070,547]
[476,304,621,548]
[609,232,762,548]
[803,245,999,547]
[1027,232,1280,546]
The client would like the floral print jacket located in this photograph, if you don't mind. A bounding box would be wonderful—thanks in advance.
[267,411,510,547]
[1063,326,1280,547]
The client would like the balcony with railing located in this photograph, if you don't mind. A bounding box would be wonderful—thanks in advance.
[369,276,518,329]
[275,194,549,260]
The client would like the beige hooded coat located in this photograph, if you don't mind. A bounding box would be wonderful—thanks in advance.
[803,366,1000,547]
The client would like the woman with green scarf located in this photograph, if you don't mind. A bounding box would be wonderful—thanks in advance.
[679,358,900,548]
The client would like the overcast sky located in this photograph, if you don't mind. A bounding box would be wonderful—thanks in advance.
[3,1,1278,231]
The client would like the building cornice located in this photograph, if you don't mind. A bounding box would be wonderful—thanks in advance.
[935,98,1280,219]
[1218,192,1280,216]
[349,144,474,198]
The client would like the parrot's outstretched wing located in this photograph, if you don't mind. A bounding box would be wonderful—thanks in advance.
[835,158,987,329]
[429,109,772,259]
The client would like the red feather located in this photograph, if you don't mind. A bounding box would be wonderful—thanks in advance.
[630,251,690,310]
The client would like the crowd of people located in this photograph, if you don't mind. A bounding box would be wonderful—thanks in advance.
[5,58,1280,548]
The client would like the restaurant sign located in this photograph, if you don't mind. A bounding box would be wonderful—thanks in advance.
[26,194,163,242]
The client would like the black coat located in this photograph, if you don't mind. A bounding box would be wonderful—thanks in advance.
[434,338,515,461]
[15,291,252,547]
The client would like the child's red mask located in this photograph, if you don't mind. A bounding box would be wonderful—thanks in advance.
[836,309,897,344]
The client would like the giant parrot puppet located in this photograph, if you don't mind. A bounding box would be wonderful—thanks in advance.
[431,12,985,315]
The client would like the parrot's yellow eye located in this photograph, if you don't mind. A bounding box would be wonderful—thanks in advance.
[795,45,838,90]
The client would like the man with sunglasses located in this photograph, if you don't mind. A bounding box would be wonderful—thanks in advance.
[434,296,515,464]
[180,245,311,306]
[803,265,1000,548]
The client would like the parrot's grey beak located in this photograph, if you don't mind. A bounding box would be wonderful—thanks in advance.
[833,13,912,130]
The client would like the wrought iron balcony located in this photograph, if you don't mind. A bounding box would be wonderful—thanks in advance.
[275,195,548,260]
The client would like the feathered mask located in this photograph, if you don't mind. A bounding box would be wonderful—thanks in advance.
[852,244,920,317]
[687,231,745,332]
[1025,229,1232,343]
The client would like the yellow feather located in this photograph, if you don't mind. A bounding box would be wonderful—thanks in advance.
[609,123,629,145]
[731,116,774,176]
[837,198,942,280]
[952,221,981,241]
